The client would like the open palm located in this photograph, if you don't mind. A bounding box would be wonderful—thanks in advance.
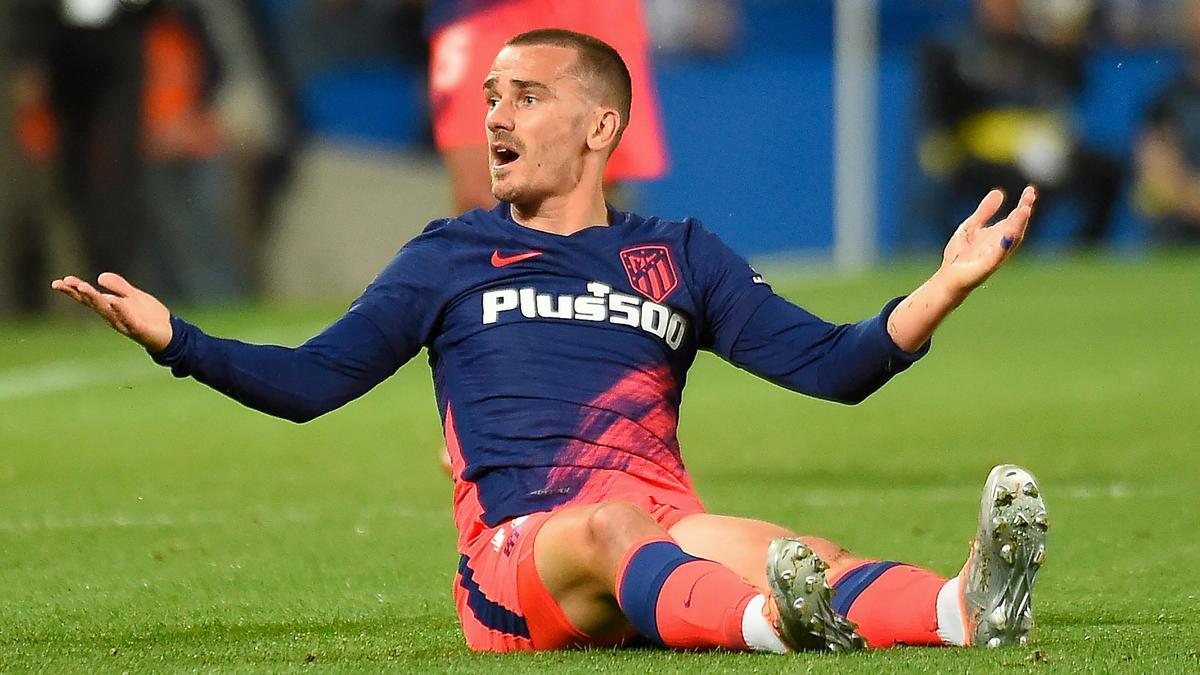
[941,186,1037,293]
[50,273,173,352]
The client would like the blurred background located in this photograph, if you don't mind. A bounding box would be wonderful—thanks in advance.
[3,0,1199,317]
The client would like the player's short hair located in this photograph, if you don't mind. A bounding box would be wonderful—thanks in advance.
[505,28,632,149]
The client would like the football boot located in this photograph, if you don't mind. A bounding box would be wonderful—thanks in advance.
[959,464,1049,648]
[765,537,866,652]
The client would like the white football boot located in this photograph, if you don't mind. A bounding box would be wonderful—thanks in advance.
[959,464,1049,648]
[765,538,866,652]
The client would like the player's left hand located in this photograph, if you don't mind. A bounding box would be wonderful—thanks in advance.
[939,186,1037,294]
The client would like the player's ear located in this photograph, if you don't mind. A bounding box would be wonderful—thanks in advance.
[587,107,621,152]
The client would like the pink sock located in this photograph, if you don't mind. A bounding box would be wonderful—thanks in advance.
[615,538,759,650]
[832,561,947,647]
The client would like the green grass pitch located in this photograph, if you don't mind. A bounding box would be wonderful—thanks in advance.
[1,254,1197,672]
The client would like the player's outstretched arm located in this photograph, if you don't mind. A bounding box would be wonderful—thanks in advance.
[50,272,406,423]
[50,224,449,423]
[51,273,173,352]
[886,186,1037,352]
[707,186,1035,405]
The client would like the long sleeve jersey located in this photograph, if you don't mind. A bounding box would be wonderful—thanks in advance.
[153,203,929,545]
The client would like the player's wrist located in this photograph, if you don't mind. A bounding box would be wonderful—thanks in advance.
[916,267,974,317]
[930,266,976,304]
[144,330,173,354]
[142,315,176,355]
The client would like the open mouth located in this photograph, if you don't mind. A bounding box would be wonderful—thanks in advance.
[491,142,521,169]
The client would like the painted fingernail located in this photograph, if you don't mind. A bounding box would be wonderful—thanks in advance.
[1001,236,1015,250]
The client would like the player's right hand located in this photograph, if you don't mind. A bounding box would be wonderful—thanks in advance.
[50,273,173,353]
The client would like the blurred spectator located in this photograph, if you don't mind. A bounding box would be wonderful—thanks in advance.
[917,0,1123,247]
[1,11,47,314]
[426,0,668,212]
[1132,0,1200,245]
[8,0,247,304]
[140,0,247,301]
[194,0,300,280]
[10,0,159,295]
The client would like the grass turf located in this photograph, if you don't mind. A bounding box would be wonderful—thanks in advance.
[1,253,1197,672]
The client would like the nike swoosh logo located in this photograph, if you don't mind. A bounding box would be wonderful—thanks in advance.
[683,571,716,609]
[491,250,543,267]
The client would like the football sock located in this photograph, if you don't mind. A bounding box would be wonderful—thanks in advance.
[830,560,949,647]
[935,575,968,646]
[741,593,790,653]
[614,538,761,650]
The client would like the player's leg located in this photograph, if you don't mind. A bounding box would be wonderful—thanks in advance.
[427,4,507,214]
[532,500,765,649]
[669,514,867,590]
[671,513,952,648]
[442,145,496,213]
[529,500,857,652]
[671,464,1049,649]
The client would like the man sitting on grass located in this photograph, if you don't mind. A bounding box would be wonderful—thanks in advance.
[53,29,1047,654]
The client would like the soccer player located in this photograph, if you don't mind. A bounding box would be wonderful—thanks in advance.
[52,30,1048,654]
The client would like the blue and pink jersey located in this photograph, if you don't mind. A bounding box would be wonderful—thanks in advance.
[152,203,929,551]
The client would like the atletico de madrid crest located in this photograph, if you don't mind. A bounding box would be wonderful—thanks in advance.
[619,245,679,303]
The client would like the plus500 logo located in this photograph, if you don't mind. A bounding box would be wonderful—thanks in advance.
[482,282,689,350]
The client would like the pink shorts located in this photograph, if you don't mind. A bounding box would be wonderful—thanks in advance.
[428,0,668,182]
[453,491,704,651]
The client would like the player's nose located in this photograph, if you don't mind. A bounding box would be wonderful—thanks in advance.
[486,99,514,132]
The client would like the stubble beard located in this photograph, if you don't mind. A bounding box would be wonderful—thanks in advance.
[490,172,521,204]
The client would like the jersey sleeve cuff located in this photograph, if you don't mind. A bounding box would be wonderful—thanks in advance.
[149,315,196,372]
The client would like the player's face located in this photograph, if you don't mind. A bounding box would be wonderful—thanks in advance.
[483,44,597,204]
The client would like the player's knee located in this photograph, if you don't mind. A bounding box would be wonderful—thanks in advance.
[584,501,662,563]
[798,535,865,577]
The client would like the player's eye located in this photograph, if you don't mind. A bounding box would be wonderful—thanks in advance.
[522,95,537,105]
[486,97,499,109]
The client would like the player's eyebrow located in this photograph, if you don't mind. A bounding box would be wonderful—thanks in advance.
[482,77,552,93]
[510,79,550,92]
